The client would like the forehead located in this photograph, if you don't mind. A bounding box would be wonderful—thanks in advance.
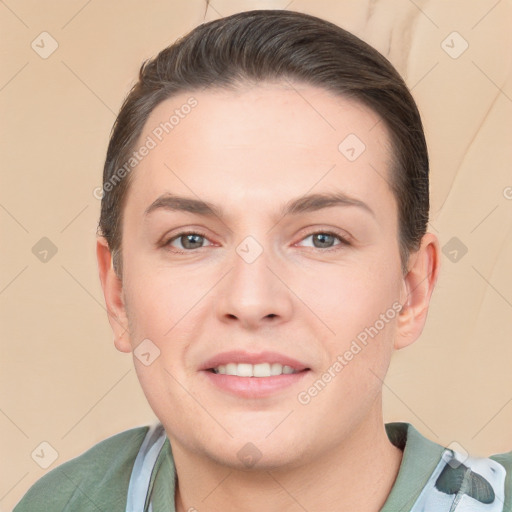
[126,83,395,218]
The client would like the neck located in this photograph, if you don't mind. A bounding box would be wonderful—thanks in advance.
[172,409,403,512]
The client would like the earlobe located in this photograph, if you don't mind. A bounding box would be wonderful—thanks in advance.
[113,330,132,353]
[395,233,441,350]
[96,237,132,353]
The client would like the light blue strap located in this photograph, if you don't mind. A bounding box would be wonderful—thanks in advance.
[126,423,167,512]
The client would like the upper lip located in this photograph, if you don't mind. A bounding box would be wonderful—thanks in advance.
[200,351,310,371]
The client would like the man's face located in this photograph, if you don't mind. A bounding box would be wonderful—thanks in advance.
[119,83,406,468]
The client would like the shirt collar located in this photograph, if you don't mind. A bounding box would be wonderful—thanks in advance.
[151,422,445,511]
[380,422,446,511]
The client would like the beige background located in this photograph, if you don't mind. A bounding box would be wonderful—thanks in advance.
[1,0,511,509]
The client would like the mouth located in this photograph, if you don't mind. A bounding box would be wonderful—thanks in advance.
[200,351,311,398]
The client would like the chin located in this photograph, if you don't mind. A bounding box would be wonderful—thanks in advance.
[211,429,305,469]
[207,442,304,472]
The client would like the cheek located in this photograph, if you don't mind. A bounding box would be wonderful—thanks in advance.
[122,265,211,392]
[122,271,199,418]
[300,255,401,392]
[123,265,200,338]
[296,256,401,337]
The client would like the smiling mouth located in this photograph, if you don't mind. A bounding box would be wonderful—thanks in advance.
[208,362,309,377]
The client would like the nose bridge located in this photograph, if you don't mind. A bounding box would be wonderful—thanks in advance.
[216,234,292,325]
[231,234,279,303]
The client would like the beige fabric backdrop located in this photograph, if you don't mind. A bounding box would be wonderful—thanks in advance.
[1,0,511,509]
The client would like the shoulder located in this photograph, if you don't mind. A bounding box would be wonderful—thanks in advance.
[383,423,512,511]
[13,425,150,512]
[491,449,512,471]
[491,450,512,510]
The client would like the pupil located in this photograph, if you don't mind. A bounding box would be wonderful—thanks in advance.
[183,234,203,249]
[314,233,333,248]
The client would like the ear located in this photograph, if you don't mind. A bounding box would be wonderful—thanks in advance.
[395,232,441,350]
[96,236,132,353]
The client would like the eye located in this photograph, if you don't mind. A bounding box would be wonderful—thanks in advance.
[297,231,349,250]
[166,231,212,252]
[163,229,350,254]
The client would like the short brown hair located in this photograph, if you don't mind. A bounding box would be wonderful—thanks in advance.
[98,9,429,277]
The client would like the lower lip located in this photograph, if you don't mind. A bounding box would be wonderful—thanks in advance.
[201,370,310,398]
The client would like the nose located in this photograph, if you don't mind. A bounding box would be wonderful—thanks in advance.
[215,241,294,330]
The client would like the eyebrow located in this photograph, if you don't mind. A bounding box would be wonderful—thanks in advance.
[144,191,375,220]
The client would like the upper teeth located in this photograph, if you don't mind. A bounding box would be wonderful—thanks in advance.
[213,363,298,377]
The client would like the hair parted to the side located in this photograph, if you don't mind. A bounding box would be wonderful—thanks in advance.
[98,9,429,278]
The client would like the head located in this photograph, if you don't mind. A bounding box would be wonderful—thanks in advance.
[97,10,439,469]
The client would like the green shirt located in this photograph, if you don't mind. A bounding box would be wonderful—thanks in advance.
[13,422,512,511]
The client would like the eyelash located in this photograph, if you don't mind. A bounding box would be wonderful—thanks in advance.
[162,229,351,254]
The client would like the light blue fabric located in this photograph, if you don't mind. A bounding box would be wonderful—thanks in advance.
[126,423,167,512]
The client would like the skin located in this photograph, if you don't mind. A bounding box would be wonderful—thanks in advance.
[97,82,440,511]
